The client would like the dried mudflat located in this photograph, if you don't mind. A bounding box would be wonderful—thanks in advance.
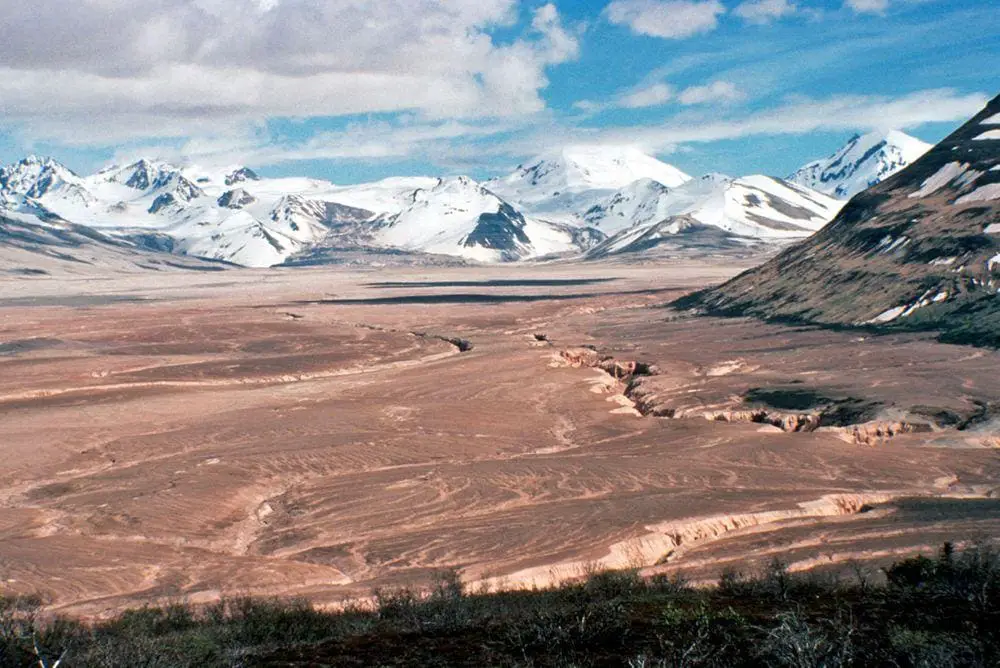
[1,259,999,617]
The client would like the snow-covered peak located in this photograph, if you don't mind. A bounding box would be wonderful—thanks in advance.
[374,175,578,262]
[218,188,256,209]
[588,172,844,257]
[225,167,261,186]
[267,194,336,243]
[491,145,691,204]
[790,130,931,200]
[98,159,184,191]
[0,155,81,199]
[146,173,204,214]
[583,177,675,235]
[399,176,498,218]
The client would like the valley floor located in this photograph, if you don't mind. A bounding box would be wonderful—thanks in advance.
[1,259,998,617]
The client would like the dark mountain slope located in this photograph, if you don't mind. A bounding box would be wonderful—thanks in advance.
[674,94,1000,346]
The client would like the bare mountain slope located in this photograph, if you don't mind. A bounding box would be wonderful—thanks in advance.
[0,210,227,276]
[674,94,1000,346]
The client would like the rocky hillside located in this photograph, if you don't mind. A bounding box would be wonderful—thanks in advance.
[674,94,1000,346]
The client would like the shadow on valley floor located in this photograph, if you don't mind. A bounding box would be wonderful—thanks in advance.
[364,278,619,289]
[0,294,151,308]
[290,288,668,306]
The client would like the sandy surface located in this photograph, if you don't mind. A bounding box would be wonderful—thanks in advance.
[1,259,999,616]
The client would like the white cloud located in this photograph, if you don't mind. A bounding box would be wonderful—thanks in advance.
[845,0,890,14]
[734,0,797,24]
[0,1,579,144]
[678,81,744,105]
[575,79,739,112]
[620,83,676,108]
[151,119,520,169]
[604,0,725,39]
[110,88,988,174]
[500,89,989,158]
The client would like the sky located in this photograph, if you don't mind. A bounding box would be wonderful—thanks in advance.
[0,0,996,184]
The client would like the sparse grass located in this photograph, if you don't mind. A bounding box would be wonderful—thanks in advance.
[2,544,1000,666]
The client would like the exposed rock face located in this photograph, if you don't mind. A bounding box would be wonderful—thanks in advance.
[123,159,168,190]
[675,94,1000,346]
[462,202,531,258]
[145,174,204,214]
[822,421,934,446]
[147,193,177,214]
[217,188,257,209]
[560,348,658,381]
[225,167,261,186]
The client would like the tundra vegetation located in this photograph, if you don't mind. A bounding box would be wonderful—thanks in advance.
[2,543,999,667]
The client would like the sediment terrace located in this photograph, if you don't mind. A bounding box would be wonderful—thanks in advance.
[1,261,999,617]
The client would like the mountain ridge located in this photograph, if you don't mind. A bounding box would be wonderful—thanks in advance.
[0,132,930,268]
[675,94,1000,346]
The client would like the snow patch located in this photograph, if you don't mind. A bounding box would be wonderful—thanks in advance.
[908,162,969,199]
[956,183,1000,205]
[973,130,1000,141]
[868,306,907,323]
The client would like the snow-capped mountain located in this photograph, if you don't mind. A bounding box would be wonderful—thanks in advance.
[0,155,97,210]
[588,173,844,257]
[373,177,579,262]
[581,178,677,235]
[0,155,82,199]
[789,130,932,200]
[0,157,589,267]
[0,135,897,269]
[489,145,691,226]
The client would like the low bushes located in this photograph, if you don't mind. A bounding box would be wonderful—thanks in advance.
[1,544,998,666]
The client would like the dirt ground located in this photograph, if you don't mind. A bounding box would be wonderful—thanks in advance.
[1,259,999,617]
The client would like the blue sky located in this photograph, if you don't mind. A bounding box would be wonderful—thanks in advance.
[0,0,996,183]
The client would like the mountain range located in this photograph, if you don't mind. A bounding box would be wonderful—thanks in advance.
[0,130,930,269]
[675,94,1000,346]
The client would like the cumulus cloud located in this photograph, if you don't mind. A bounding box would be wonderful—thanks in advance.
[845,0,890,14]
[0,0,579,144]
[734,0,797,24]
[604,0,725,39]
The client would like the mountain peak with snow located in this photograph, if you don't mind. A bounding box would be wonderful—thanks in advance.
[789,130,932,200]
[491,145,691,204]
[536,145,690,189]
[0,155,81,200]
[225,167,261,186]
[487,145,693,229]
